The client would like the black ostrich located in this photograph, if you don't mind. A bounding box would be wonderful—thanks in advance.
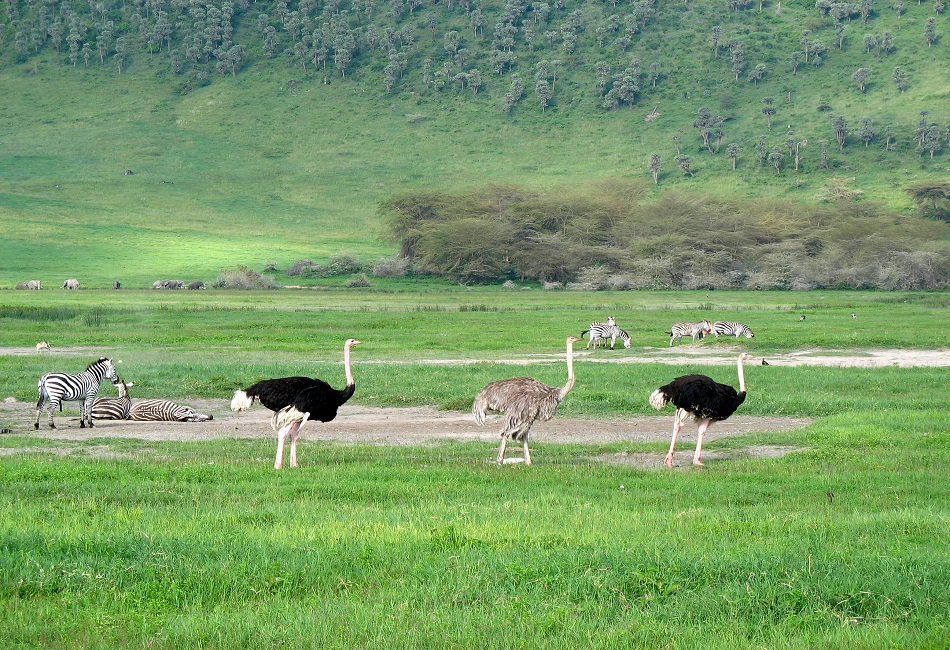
[230,338,361,469]
[649,352,752,467]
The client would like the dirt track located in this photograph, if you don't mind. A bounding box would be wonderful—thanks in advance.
[5,346,945,467]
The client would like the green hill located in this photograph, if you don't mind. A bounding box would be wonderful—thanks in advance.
[1,0,948,286]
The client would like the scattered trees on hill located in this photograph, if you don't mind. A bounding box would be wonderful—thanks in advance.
[380,180,950,289]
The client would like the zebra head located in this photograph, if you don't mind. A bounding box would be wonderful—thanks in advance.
[743,328,755,338]
[112,380,134,398]
[90,357,120,384]
[175,406,213,422]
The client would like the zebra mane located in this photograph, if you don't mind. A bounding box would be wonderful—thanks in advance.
[87,357,111,371]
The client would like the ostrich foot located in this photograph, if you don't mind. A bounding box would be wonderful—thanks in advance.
[664,454,674,468]
[692,459,705,466]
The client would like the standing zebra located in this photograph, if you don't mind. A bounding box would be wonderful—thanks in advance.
[35,357,120,429]
[581,316,616,349]
[129,399,213,422]
[712,321,755,339]
[92,380,135,421]
[583,324,632,350]
[668,321,713,347]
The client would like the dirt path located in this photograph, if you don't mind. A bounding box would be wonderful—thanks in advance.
[1,399,811,468]
[7,345,940,466]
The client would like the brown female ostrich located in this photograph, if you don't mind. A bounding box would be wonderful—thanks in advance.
[231,338,361,469]
[473,336,581,465]
[650,352,752,467]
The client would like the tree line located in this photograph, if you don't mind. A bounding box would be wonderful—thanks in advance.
[380,180,950,289]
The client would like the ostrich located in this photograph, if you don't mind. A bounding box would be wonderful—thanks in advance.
[473,336,580,466]
[650,352,752,468]
[230,338,361,469]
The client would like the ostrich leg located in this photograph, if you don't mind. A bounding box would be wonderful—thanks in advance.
[522,439,532,466]
[275,423,295,470]
[288,414,309,468]
[496,436,509,465]
[692,419,712,466]
[664,415,683,468]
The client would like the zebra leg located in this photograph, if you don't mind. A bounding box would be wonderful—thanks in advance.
[47,400,59,429]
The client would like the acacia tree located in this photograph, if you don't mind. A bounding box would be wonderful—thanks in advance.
[762,96,776,128]
[768,147,784,173]
[924,17,937,46]
[727,143,739,170]
[674,154,695,176]
[857,117,876,146]
[535,78,552,111]
[893,66,908,92]
[649,153,661,184]
[852,67,871,92]
[830,114,849,151]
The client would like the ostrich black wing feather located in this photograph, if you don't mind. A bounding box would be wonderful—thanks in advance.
[661,374,746,421]
[245,376,327,412]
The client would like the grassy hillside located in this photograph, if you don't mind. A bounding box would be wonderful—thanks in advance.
[1,0,948,286]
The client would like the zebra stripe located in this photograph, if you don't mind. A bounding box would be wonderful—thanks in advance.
[668,320,712,347]
[92,380,135,421]
[713,320,755,339]
[582,324,631,349]
[128,399,213,422]
[35,357,119,430]
[581,316,616,349]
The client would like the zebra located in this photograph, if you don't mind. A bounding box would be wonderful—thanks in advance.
[668,320,713,347]
[128,399,213,422]
[92,380,135,421]
[582,316,616,349]
[582,323,631,350]
[713,321,755,339]
[34,357,120,429]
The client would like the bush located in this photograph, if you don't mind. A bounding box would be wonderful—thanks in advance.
[371,256,411,278]
[214,265,276,289]
[345,274,372,288]
[328,255,366,275]
[287,260,318,276]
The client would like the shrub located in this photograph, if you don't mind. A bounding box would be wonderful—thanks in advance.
[371,256,411,278]
[214,265,276,289]
[287,260,318,276]
[328,255,366,275]
[345,274,372,288]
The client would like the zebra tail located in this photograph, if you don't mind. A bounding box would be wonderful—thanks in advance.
[230,390,254,411]
[649,388,669,411]
[581,329,590,337]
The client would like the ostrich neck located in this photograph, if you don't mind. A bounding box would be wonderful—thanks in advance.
[344,344,355,386]
[559,341,576,400]
[737,355,746,394]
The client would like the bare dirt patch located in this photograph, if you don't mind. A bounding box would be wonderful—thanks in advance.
[0,398,811,467]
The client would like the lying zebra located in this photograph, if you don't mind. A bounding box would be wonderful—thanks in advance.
[91,380,135,420]
[129,399,213,422]
[668,320,713,347]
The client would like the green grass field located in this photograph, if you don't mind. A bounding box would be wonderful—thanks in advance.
[1,288,948,648]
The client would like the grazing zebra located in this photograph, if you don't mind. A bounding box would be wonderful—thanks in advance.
[34,357,120,429]
[581,316,616,349]
[92,380,135,420]
[668,321,713,347]
[129,399,213,422]
[584,324,632,350]
[713,321,755,339]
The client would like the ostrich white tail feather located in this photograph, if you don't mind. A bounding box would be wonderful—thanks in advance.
[230,390,253,411]
[649,388,668,411]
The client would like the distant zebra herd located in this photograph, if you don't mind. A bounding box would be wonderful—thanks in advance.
[33,358,212,429]
[579,316,755,351]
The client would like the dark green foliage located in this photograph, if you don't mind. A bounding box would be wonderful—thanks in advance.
[382,180,950,289]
